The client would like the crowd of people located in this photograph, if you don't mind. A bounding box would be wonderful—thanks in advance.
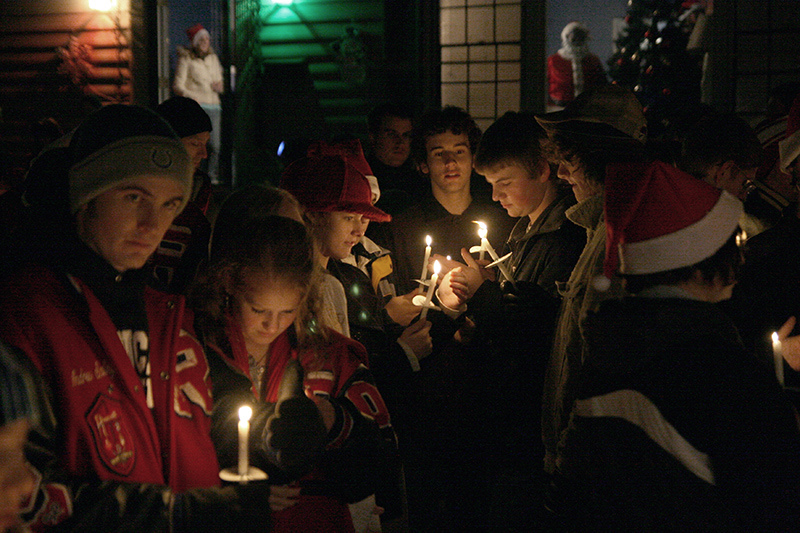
[2,79,800,533]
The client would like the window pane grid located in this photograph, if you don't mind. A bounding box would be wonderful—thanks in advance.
[440,1,521,122]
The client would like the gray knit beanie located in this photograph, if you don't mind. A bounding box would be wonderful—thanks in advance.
[68,104,192,213]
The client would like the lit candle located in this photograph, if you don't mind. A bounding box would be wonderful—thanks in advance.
[773,332,785,387]
[736,230,747,248]
[238,405,252,477]
[478,224,515,283]
[420,260,440,321]
[476,222,487,261]
[420,235,432,283]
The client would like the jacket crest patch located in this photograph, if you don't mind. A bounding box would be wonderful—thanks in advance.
[86,394,135,476]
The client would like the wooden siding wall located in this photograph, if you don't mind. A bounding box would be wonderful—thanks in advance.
[0,0,134,181]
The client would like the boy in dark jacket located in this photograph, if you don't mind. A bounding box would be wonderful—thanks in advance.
[557,160,800,531]
[436,111,585,530]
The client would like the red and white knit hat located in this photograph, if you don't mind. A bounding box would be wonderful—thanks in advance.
[779,95,800,172]
[306,139,381,204]
[280,139,390,223]
[604,160,743,279]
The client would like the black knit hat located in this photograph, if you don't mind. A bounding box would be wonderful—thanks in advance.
[156,96,213,138]
[68,104,192,213]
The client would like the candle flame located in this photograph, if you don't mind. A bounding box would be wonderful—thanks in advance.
[433,260,441,274]
[239,405,252,422]
[475,221,487,239]
[773,332,780,344]
[425,235,432,246]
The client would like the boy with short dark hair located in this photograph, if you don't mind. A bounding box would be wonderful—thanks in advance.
[388,106,514,531]
[152,95,215,294]
[678,111,761,201]
[437,111,585,530]
[365,101,422,220]
[391,105,513,295]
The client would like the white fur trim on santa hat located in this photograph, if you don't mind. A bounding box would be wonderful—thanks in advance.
[365,174,381,204]
[779,129,800,173]
[619,191,742,275]
[192,28,210,48]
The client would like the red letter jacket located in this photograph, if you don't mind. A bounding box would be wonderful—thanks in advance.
[0,264,220,493]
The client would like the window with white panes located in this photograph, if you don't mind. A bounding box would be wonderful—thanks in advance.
[440,0,522,130]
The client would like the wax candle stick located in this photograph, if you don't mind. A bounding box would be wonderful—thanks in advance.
[773,332,785,387]
[476,222,487,261]
[420,235,432,282]
[219,405,266,483]
[238,405,252,477]
[420,260,440,321]
[482,235,515,283]
[471,221,515,284]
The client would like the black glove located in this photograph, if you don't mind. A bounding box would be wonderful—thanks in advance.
[264,359,328,479]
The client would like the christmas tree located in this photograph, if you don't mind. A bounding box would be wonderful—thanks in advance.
[608,0,706,136]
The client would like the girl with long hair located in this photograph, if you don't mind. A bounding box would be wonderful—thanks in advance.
[191,195,391,532]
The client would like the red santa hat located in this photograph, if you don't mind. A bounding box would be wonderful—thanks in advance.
[186,24,210,47]
[779,95,800,172]
[604,160,743,279]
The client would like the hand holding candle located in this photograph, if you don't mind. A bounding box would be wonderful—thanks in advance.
[419,260,441,321]
[469,221,489,259]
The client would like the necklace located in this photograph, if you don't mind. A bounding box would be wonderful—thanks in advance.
[248,352,268,391]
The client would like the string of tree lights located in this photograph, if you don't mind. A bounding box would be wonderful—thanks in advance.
[608,0,707,136]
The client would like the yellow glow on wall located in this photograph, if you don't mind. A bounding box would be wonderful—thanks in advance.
[89,0,117,11]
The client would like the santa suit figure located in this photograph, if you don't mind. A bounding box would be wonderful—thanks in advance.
[548,22,607,108]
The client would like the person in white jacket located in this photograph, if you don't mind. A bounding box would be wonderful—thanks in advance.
[174,24,223,180]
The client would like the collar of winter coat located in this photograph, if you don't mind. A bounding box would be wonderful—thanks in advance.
[637,285,699,301]
[342,236,390,270]
[508,186,576,245]
[177,45,215,60]
[585,296,744,378]
[566,192,604,231]
[60,241,148,332]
